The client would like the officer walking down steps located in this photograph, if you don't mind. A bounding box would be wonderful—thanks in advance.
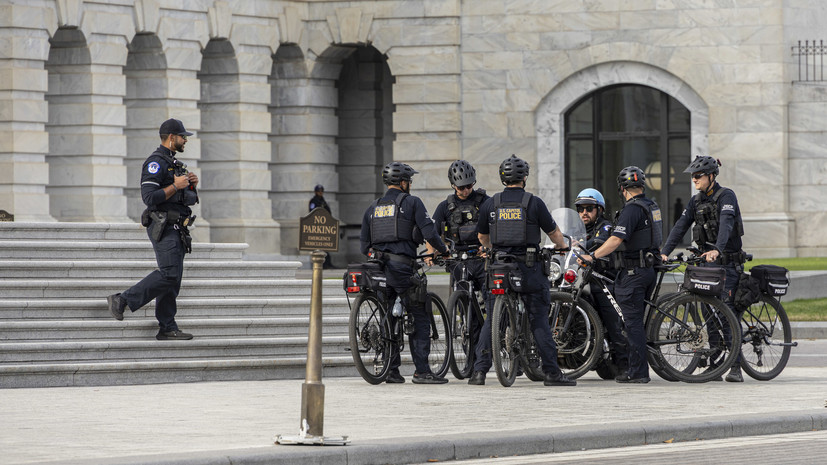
[360,162,450,384]
[469,154,574,387]
[106,118,199,340]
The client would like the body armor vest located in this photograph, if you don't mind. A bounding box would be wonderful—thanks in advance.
[615,197,663,253]
[491,192,535,247]
[692,187,744,250]
[370,192,418,244]
[445,189,485,245]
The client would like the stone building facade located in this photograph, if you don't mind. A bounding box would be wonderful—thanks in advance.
[1,0,825,259]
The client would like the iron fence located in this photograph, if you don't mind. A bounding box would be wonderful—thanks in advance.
[791,40,825,82]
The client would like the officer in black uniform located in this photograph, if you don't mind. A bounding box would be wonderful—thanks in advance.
[106,118,199,340]
[661,155,745,382]
[575,188,629,378]
[360,161,450,384]
[581,166,662,383]
[308,184,330,213]
[468,154,574,387]
[432,160,490,368]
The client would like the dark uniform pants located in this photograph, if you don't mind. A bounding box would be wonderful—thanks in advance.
[589,280,630,372]
[447,257,487,352]
[473,262,563,376]
[613,266,656,379]
[701,261,742,365]
[120,224,185,332]
[384,260,432,375]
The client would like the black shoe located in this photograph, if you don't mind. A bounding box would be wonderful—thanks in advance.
[412,372,448,384]
[156,330,193,340]
[725,366,744,383]
[385,371,405,384]
[106,293,126,321]
[543,372,576,386]
[467,371,486,385]
[615,374,651,384]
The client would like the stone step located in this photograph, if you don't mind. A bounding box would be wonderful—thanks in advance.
[0,222,148,241]
[0,240,247,261]
[0,296,351,319]
[0,277,344,299]
[0,335,352,363]
[0,317,350,340]
[0,260,301,279]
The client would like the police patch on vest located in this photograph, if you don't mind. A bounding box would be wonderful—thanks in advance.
[652,208,662,222]
[374,204,395,218]
[147,162,160,174]
[498,207,523,221]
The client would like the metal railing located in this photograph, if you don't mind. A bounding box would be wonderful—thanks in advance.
[791,40,825,82]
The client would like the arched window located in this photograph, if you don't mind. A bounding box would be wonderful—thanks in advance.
[565,85,691,240]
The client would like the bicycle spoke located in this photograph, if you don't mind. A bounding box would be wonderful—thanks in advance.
[739,295,792,380]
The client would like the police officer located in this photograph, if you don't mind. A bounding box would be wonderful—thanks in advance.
[660,155,745,382]
[575,188,629,378]
[360,161,450,384]
[308,184,330,213]
[468,154,574,387]
[581,166,662,383]
[432,160,490,368]
[106,118,199,340]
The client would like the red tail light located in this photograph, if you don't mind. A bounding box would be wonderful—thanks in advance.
[490,276,505,295]
[564,269,577,283]
[347,272,361,293]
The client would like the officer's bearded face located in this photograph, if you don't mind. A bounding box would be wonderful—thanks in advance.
[172,134,187,153]
[577,205,599,226]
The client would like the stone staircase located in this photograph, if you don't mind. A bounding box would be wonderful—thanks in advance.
[0,222,356,388]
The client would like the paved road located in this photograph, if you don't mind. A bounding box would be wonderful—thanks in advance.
[1,341,825,464]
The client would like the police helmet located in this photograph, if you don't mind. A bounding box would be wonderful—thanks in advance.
[499,154,530,185]
[382,161,418,186]
[574,188,606,209]
[448,160,476,187]
[617,166,646,189]
[684,155,720,176]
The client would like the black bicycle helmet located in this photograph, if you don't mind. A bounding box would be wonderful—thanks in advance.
[684,155,720,176]
[448,160,476,187]
[499,154,530,185]
[617,166,646,189]
[382,161,418,185]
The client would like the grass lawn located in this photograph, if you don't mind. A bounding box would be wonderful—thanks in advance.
[745,256,827,271]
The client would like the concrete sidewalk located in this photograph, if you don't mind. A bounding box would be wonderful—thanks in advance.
[2,361,826,465]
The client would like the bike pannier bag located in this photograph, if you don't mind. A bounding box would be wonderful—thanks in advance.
[487,261,524,293]
[343,262,387,293]
[750,264,789,297]
[734,272,761,309]
[683,265,725,296]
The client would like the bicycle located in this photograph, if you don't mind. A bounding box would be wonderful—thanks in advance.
[488,252,547,387]
[445,248,487,380]
[736,255,797,380]
[345,254,452,384]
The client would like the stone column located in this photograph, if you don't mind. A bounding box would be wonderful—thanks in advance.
[198,39,279,254]
[0,2,54,221]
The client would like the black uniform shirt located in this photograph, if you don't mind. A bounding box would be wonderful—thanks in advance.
[432,189,490,251]
[478,186,557,255]
[585,216,613,251]
[140,145,190,216]
[661,182,742,256]
[309,194,330,212]
[611,194,651,258]
[360,188,447,257]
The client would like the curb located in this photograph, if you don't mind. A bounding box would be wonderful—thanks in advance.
[41,410,827,465]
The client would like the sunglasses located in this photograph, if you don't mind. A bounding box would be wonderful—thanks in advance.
[692,173,707,180]
[576,205,597,213]
[456,185,474,191]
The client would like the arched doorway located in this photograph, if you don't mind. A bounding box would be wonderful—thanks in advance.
[564,84,691,240]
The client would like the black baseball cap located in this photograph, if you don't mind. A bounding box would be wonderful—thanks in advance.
[159,118,193,136]
[314,184,324,192]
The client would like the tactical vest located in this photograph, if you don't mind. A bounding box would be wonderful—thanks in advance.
[444,189,485,245]
[692,187,744,249]
[491,192,535,247]
[369,192,418,244]
[616,197,663,252]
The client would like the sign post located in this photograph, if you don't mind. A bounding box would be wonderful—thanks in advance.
[276,207,348,446]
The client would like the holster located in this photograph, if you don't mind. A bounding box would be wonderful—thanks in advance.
[147,211,168,242]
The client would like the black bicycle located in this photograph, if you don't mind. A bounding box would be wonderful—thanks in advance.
[346,255,451,384]
[445,249,487,379]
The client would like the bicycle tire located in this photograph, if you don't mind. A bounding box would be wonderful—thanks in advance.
[645,293,687,383]
[447,289,474,379]
[739,295,792,381]
[427,292,452,378]
[491,294,519,387]
[521,330,545,381]
[348,293,393,384]
[548,291,604,379]
[649,293,740,383]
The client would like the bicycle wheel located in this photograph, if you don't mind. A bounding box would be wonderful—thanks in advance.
[447,289,474,379]
[739,295,792,381]
[521,330,545,382]
[491,294,520,387]
[649,293,740,383]
[645,294,685,383]
[548,291,604,379]
[348,293,392,384]
[426,292,452,378]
